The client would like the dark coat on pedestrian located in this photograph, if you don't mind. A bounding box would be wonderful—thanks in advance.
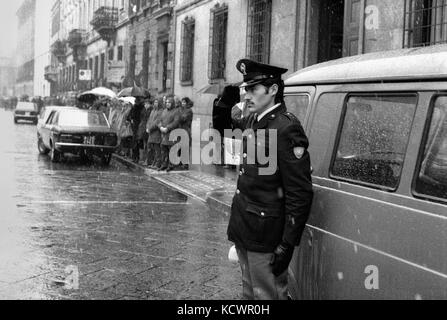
[137,106,152,141]
[213,86,240,137]
[227,103,314,253]
[127,102,144,136]
[147,107,164,144]
[180,106,194,136]
[160,107,182,146]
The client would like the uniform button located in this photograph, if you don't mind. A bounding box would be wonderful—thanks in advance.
[236,189,240,195]
[261,212,265,217]
[243,153,247,158]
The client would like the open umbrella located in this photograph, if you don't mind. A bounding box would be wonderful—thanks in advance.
[119,96,136,105]
[118,86,146,98]
[82,87,116,98]
[78,87,117,102]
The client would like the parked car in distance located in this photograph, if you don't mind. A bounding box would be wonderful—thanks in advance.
[37,108,118,165]
[14,102,39,124]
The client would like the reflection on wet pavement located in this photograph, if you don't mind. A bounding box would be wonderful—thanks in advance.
[0,109,240,300]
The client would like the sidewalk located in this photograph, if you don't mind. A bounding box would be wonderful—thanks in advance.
[113,154,236,216]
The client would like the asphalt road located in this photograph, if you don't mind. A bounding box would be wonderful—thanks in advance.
[0,108,240,300]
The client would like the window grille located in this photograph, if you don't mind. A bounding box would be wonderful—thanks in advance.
[142,40,150,88]
[129,45,137,81]
[118,46,123,61]
[180,18,195,83]
[209,5,228,80]
[94,56,99,79]
[404,0,447,47]
[247,0,272,63]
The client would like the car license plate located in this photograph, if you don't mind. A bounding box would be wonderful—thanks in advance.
[84,136,95,145]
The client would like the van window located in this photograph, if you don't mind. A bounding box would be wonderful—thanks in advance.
[284,94,310,123]
[414,96,447,202]
[331,95,417,190]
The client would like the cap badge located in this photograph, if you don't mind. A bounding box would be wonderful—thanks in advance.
[240,63,247,76]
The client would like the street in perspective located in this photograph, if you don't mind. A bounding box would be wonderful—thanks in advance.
[0,108,240,300]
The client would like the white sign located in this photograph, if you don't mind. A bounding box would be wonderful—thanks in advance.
[79,69,92,81]
[107,61,125,84]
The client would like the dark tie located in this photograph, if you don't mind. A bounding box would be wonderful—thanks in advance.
[251,113,259,129]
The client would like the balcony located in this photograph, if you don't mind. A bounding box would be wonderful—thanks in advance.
[68,29,86,48]
[68,29,87,61]
[51,40,67,63]
[91,6,118,42]
[44,65,58,83]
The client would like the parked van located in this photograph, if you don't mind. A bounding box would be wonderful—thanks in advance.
[284,45,447,299]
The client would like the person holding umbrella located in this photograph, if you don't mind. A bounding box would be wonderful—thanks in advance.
[119,85,148,163]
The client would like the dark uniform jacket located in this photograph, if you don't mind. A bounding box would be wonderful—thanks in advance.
[228,103,314,253]
[160,107,182,146]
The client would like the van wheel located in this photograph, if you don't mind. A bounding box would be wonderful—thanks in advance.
[101,154,112,166]
[37,137,49,155]
[50,143,61,163]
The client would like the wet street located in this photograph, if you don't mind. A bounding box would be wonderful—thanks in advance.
[0,109,240,300]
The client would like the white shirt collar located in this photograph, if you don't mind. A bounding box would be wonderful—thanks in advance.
[257,103,281,122]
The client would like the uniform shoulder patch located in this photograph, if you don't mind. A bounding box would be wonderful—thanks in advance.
[282,112,299,123]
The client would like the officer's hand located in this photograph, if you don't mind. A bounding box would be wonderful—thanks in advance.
[270,242,294,277]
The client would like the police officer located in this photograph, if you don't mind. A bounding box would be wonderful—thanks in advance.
[228,59,314,300]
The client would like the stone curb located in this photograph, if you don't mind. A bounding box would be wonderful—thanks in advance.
[112,154,232,215]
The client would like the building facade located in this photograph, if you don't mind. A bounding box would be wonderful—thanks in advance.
[15,0,36,97]
[47,0,131,96]
[126,0,176,96]
[34,0,53,97]
[15,0,52,97]
[43,0,447,118]
[0,57,16,97]
[173,0,447,130]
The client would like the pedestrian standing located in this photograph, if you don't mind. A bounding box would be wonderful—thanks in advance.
[137,96,152,165]
[146,98,164,169]
[179,97,194,170]
[227,59,314,300]
[127,96,145,163]
[159,97,181,172]
[119,101,134,157]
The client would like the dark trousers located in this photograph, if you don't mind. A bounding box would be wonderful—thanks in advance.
[148,143,161,167]
[160,144,173,169]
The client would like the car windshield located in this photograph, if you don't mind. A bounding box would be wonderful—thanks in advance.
[16,102,36,111]
[58,110,108,127]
